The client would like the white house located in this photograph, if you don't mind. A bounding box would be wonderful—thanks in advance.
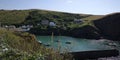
[49,22,56,26]
[41,20,49,25]
[74,19,84,24]
[8,25,16,29]
[21,25,27,28]
[4,25,8,28]
[26,25,33,28]
[37,23,40,26]
[20,25,33,31]
[2,25,16,31]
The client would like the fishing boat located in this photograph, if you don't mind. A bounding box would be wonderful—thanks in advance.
[55,40,60,42]
[108,42,117,47]
[38,41,42,44]
[65,41,71,44]
[45,43,51,46]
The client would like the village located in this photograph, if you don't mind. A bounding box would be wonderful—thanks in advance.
[0,19,84,32]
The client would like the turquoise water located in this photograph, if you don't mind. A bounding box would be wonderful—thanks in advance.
[36,36,114,52]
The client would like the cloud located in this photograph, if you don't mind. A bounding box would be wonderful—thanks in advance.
[67,0,73,3]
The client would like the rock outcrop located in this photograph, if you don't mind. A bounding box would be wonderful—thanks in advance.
[94,13,120,40]
[70,25,101,39]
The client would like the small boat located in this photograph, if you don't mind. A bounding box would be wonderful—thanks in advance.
[65,41,71,44]
[55,40,60,42]
[108,42,117,47]
[38,41,42,44]
[45,43,51,46]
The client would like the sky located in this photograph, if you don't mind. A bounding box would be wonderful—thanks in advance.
[0,0,120,15]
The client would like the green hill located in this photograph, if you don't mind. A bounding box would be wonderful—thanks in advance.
[0,9,103,25]
[0,10,29,24]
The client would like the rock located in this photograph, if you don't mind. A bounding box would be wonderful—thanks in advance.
[2,48,8,52]
[70,25,101,39]
[94,13,120,40]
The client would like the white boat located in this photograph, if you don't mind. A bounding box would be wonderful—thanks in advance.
[108,42,117,47]
[38,41,42,44]
[45,43,51,46]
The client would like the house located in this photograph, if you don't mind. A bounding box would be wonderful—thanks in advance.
[3,25,16,31]
[74,19,84,24]
[41,20,49,25]
[21,25,27,28]
[49,22,56,26]
[3,25,8,28]
[26,25,33,28]
[20,25,33,31]
[37,23,40,26]
[21,25,33,29]
[8,25,16,29]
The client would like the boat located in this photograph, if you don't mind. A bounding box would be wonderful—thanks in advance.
[38,41,42,44]
[108,42,117,47]
[65,41,71,44]
[45,43,51,46]
[55,40,60,42]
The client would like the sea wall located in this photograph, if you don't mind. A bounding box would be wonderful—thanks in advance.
[69,49,119,60]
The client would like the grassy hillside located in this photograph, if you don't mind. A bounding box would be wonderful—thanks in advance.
[82,15,103,21]
[0,10,29,24]
[0,9,103,25]
[0,29,72,60]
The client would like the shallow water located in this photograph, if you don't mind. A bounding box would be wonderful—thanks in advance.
[36,36,115,52]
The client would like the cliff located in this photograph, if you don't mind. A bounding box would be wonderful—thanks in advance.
[94,13,120,40]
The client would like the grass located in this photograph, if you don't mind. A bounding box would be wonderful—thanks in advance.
[82,15,104,21]
[0,9,103,25]
[0,10,29,24]
[0,29,73,60]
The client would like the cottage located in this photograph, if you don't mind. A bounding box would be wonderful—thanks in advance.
[26,25,33,28]
[21,25,27,28]
[37,23,40,26]
[49,22,56,26]
[74,19,84,24]
[4,25,8,28]
[21,28,30,32]
[41,20,49,25]
[5,25,16,30]
[2,25,16,31]
[8,25,16,29]
[20,25,33,32]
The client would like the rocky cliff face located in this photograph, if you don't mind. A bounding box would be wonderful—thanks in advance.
[94,13,120,40]
[70,25,101,39]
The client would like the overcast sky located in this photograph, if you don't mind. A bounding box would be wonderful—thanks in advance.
[0,0,120,15]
